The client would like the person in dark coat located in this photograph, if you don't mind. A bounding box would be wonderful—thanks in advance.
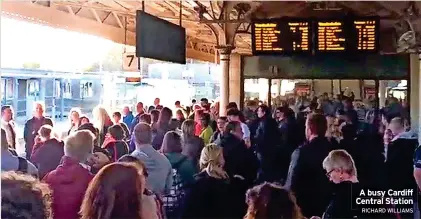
[102,124,129,162]
[343,98,359,126]
[214,121,259,185]
[339,124,385,189]
[23,102,53,159]
[385,117,418,219]
[180,144,248,219]
[319,150,360,219]
[210,116,227,143]
[111,111,130,140]
[181,119,205,164]
[254,105,282,183]
[30,125,64,179]
[130,102,145,133]
[285,113,332,218]
[152,107,174,150]
[319,149,394,219]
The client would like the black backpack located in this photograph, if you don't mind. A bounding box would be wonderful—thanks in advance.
[162,156,188,218]
[8,148,28,173]
[17,157,28,174]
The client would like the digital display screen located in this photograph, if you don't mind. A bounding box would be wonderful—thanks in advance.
[353,19,378,52]
[316,21,346,51]
[315,18,379,53]
[136,11,186,64]
[251,17,379,55]
[252,19,311,55]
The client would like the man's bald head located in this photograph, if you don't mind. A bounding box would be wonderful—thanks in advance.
[134,122,152,145]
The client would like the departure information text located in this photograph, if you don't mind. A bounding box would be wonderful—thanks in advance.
[353,19,377,51]
[251,17,379,55]
[317,21,346,51]
[252,19,311,54]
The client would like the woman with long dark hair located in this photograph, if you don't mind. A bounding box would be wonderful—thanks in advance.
[245,182,304,219]
[161,131,197,218]
[152,107,174,150]
[80,163,145,219]
[181,119,205,164]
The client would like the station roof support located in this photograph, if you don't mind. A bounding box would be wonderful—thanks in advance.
[1,1,216,63]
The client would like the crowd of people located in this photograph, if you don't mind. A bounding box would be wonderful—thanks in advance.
[1,93,421,219]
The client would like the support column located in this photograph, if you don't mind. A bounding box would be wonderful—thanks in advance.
[229,53,241,108]
[379,80,386,108]
[409,54,420,135]
[217,45,233,116]
[13,79,19,112]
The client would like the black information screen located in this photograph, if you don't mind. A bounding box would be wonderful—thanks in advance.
[136,10,186,64]
[252,19,311,55]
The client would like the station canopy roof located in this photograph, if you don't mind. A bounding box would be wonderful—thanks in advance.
[2,1,420,62]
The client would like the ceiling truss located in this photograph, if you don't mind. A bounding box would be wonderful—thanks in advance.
[2,1,417,58]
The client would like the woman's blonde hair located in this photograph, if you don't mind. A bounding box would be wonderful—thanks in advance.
[92,105,110,134]
[69,107,81,127]
[181,119,195,138]
[199,144,228,179]
[322,149,358,177]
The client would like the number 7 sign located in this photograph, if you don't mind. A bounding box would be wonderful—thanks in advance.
[122,52,139,71]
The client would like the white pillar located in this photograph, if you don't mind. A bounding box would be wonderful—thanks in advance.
[229,53,241,108]
[379,80,386,108]
[217,45,233,116]
[409,54,420,135]
[258,78,268,102]
[276,79,282,96]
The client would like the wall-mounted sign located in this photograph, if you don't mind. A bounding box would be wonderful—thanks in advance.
[125,77,141,83]
[122,52,139,71]
[251,16,379,55]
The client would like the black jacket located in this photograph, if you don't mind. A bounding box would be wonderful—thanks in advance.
[214,133,259,184]
[103,140,129,162]
[23,116,53,159]
[254,116,281,154]
[285,136,333,218]
[30,138,64,179]
[180,172,247,219]
[386,131,418,191]
[340,133,385,189]
[323,181,360,219]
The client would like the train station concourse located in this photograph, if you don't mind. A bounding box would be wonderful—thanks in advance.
[3,1,421,219]
[2,1,421,124]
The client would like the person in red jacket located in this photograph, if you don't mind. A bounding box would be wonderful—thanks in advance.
[43,130,95,219]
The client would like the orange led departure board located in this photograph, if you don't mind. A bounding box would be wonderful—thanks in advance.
[252,19,311,55]
[314,17,379,53]
[353,19,377,51]
[316,21,346,51]
[251,17,379,55]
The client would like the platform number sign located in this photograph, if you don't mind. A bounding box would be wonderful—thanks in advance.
[123,52,139,71]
